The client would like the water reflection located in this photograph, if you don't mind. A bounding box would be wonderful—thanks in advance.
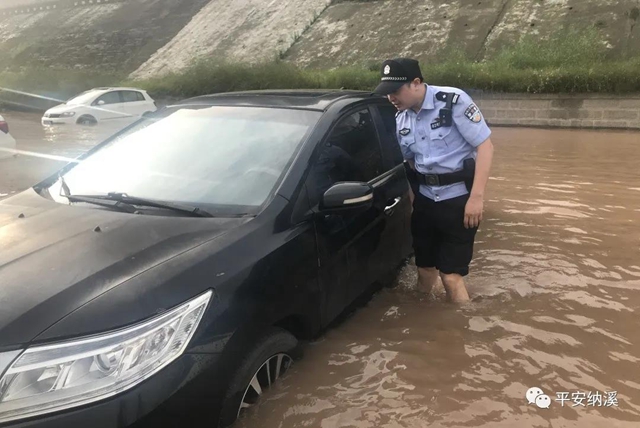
[40,118,132,156]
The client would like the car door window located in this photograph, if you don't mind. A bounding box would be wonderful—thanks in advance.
[122,91,141,103]
[307,108,384,205]
[136,92,146,102]
[375,104,404,166]
[94,91,121,105]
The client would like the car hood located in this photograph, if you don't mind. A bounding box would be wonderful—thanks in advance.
[46,104,80,114]
[0,190,250,346]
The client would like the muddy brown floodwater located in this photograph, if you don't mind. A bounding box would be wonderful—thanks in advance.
[237,128,640,428]
[1,113,640,427]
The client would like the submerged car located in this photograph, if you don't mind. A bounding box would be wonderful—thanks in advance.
[0,114,17,160]
[0,90,412,427]
[41,87,157,127]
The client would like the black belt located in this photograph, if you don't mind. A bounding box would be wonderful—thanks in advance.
[415,169,470,186]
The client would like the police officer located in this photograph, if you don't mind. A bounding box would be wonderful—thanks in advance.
[374,58,494,303]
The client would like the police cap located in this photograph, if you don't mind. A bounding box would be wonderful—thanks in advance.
[373,58,424,95]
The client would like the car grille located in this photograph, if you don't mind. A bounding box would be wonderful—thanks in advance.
[46,114,61,118]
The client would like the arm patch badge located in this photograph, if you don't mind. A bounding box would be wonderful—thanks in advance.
[464,103,482,123]
[399,128,411,136]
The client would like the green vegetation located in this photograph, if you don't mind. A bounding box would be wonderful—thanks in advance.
[434,26,640,93]
[1,27,639,109]
[121,60,379,99]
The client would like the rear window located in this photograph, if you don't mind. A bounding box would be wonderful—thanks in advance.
[122,91,142,103]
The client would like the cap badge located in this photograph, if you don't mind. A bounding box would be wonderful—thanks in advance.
[383,65,391,75]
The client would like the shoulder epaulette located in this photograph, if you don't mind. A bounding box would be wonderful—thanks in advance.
[435,91,460,105]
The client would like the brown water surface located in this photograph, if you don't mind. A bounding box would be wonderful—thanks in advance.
[236,127,640,428]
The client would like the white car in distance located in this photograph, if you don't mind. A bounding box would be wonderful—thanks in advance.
[0,114,17,160]
[42,87,157,127]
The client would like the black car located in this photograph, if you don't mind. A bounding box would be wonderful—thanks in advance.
[0,90,413,427]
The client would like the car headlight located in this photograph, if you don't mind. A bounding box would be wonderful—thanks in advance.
[0,290,212,423]
[60,112,76,117]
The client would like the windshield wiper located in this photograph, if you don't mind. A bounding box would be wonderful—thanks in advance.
[64,194,140,214]
[57,176,142,214]
[84,192,215,218]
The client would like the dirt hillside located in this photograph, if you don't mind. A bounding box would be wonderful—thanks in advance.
[1,0,639,78]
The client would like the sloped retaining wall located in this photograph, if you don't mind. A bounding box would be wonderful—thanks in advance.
[0,0,124,16]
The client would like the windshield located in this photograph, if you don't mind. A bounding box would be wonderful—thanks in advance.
[66,90,102,105]
[47,105,321,215]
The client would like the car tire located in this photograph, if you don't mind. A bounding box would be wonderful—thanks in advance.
[76,115,97,126]
[216,327,299,427]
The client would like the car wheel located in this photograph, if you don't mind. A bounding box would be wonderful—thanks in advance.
[76,115,97,126]
[217,327,299,427]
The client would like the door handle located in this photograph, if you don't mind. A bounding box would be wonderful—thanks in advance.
[384,197,401,215]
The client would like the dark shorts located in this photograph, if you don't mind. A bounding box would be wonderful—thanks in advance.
[411,192,478,276]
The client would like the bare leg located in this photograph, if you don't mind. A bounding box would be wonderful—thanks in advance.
[440,273,470,303]
[417,267,438,295]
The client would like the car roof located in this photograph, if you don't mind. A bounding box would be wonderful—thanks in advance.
[172,89,384,111]
[91,87,147,92]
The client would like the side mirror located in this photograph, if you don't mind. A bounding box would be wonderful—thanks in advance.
[319,182,374,213]
[97,100,106,106]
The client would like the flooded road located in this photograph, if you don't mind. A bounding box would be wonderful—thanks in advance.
[235,128,640,428]
[1,112,639,427]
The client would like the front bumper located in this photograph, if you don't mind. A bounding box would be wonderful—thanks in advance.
[41,117,75,126]
[2,353,221,428]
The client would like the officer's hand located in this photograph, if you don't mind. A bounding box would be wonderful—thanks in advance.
[464,195,483,229]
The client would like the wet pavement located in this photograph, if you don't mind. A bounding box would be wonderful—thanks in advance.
[1,112,640,427]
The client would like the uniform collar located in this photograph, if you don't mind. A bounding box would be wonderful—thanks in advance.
[422,84,435,110]
[409,84,434,114]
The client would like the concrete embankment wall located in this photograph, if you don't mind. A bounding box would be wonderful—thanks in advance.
[473,93,640,130]
[0,0,210,73]
[130,0,333,80]
[133,0,640,78]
